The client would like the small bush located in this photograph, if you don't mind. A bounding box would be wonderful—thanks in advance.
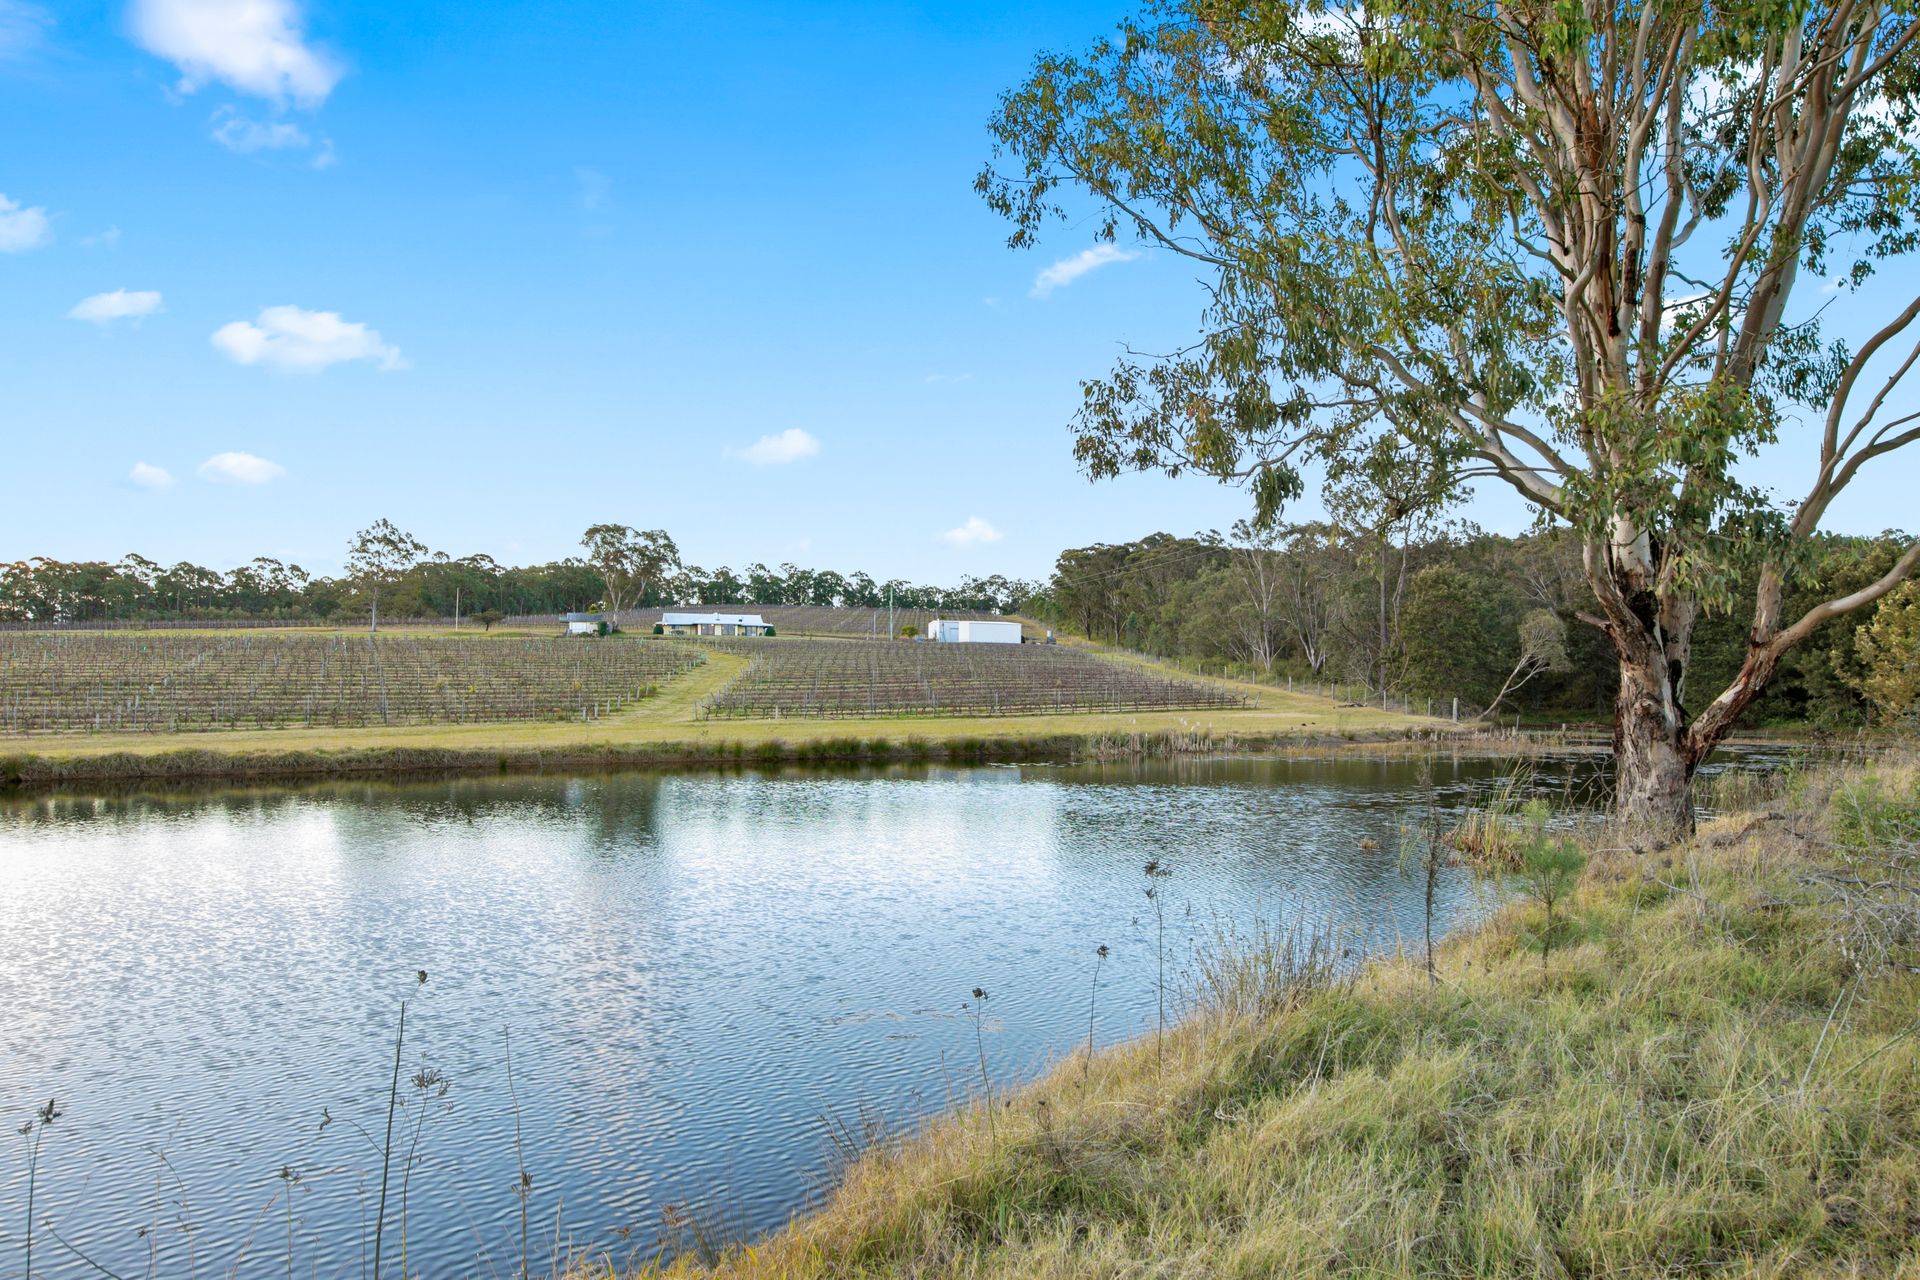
[1515,798,1586,975]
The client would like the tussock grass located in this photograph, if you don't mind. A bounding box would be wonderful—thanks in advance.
[1443,765,1534,869]
[636,750,1920,1279]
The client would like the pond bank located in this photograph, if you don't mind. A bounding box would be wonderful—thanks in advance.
[1,719,1467,791]
[636,748,1920,1279]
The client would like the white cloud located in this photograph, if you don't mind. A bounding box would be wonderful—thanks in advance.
[211,107,309,153]
[197,451,285,484]
[0,1,52,61]
[69,289,164,323]
[211,304,406,372]
[941,516,1003,547]
[129,0,341,107]
[728,427,820,466]
[0,193,51,252]
[207,106,334,164]
[129,461,175,489]
[1029,244,1139,298]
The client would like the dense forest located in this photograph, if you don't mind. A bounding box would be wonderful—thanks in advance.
[0,550,1036,624]
[1021,526,1919,729]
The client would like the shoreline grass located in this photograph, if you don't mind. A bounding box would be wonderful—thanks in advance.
[0,722,1460,792]
[611,746,1920,1280]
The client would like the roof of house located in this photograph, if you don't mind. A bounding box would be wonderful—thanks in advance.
[560,612,604,622]
[660,612,768,627]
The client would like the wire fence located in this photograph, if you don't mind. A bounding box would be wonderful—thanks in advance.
[0,616,470,633]
[1087,645,1554,729]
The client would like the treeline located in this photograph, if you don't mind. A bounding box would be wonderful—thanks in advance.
[0,546,1037,625]
[1024,526,1919,728]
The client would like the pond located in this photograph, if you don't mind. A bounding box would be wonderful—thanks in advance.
[0,750,1734,1276]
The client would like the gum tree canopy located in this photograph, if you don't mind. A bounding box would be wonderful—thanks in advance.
[580,525,680,629]
[980,0,1920,838]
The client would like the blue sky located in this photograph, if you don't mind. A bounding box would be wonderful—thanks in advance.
[1,1,1911,583]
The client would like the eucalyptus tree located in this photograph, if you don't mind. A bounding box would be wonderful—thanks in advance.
[579,525,680,630]
[981,0,1920,836]
[345,519,429,632]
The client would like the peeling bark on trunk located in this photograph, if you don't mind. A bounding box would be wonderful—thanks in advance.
[1590,527,1703,845]
[1608,597,1793,843]
[1613,659,1694,840]
[1609,619,1696,843]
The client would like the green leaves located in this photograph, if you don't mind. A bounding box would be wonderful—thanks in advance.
[981,0,1920,550]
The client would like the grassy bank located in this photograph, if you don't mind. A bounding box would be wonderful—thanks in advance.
[0,720,1451,791]
[623,751,1920,1279]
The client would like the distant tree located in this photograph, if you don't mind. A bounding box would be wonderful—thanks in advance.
[475,608,504,632]
[706,565,747,605]
[809,569,849,607]
[983,0,1920,838]
[1275,525,1351,676]
[1223,521,1287,673]
[780,562,818,606]
[1484,610,1573,721]
[844,571,882,608]
[1399,564,1512,703]
[746,563,786,604]
[345,519,429,633]
[580,525,680,631]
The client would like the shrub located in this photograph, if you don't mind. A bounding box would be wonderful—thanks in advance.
[1516,798,1586,975]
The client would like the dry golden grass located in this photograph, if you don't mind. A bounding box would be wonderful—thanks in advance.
[596,750,1920,1280]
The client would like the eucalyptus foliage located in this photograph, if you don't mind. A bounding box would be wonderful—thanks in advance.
[982,0,1920,829]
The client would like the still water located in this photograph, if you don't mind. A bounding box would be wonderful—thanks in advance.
[1,752,1625,1276]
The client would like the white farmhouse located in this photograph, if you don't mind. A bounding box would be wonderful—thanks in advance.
[659,611,772,637]
[926,618,1022,644]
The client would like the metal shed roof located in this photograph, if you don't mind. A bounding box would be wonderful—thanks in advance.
[660,612,768,627]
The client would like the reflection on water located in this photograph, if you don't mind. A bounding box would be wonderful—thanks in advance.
[0,750,1742,1276]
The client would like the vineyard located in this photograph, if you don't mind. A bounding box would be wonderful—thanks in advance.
[698,638,1246,718]
[0,633,705,734]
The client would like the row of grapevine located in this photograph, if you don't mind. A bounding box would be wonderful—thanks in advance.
[697,639,1245,718]
[0,634,705,733]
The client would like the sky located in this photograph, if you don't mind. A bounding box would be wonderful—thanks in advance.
[1,0,1912,584]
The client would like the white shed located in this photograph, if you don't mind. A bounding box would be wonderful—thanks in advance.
[561,612,605,635]
[927,618,1022,644]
